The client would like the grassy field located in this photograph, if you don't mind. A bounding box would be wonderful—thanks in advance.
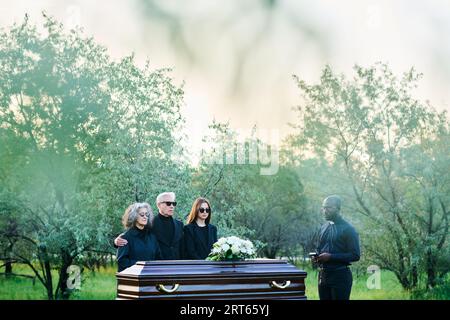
[0,264,117,300]
[304,267,409,300]
[0,263,446,300]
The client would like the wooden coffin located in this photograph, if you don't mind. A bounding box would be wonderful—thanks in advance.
[116,259,307,300]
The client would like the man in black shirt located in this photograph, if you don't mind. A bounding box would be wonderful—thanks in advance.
[312,195,360,300]
[115,192,184,260]
[151,192,184,259]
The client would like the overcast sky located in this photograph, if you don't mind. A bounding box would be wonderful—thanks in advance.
[1,0,449,164]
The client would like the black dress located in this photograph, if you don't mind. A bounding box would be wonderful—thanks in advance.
[182,223,218,260]
[117,226,162,272]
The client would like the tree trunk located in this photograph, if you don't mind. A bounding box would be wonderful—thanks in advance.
[397,273,411,290]
[411,264,418,288]
[56,250,73,300]
[4,242,14,275]
[264,246,278,259]
[4,260,12,275]
[395,255,413,290]
[426,250,436,288]
[44,260,54,300]
[39,246,54,300]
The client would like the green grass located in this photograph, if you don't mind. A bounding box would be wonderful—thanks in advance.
[0,264,117,300]
[70,266,117,300]
[1,263,447,300]
[303,267,410,300]
[0,275,48,300]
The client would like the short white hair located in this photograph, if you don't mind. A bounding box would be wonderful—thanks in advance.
[156,192,176,206]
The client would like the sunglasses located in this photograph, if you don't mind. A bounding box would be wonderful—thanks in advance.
[198,208,211,213]
[138,212,150,218]
[162,201,177,207]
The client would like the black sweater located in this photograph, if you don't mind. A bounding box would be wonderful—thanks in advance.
[117,227,162,272]
[183,223,218,260]
[152,214,184,260]
[317,215,360,270]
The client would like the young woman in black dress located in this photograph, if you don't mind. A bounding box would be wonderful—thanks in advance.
[182,197,218,260]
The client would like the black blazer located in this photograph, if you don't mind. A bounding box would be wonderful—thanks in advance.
[117,227,161,272]
[182,223,218,260]
[152,214,184,260]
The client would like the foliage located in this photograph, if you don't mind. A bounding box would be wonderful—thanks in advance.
[1,13,448,301]
[288,62,450,290]
[0,14,187,299]
[194,122,315,258]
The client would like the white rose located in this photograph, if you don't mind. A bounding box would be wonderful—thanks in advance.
[222,244,230,251]
[231,244,240,254]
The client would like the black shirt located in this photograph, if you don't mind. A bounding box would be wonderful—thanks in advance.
[117,227,162,272]
[152,213,184,260]
[317,215,360,270]
[157,214,175,245]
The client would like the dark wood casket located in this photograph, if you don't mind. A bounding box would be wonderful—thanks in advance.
[116,259,307,300]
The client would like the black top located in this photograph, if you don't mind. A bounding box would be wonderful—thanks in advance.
[316,215,360,270]
[117,227,162,272]
[157,214,175,245]
[183,223,218,260]
[152,213,184,260]
[198,224,209,247]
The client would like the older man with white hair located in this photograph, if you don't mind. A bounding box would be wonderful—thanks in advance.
[115,192,184,260]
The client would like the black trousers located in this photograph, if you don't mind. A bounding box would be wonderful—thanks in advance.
[318,267,353,300]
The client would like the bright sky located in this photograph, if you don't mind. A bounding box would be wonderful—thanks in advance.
[1,0,449,165]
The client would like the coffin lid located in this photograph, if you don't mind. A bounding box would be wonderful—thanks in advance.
[116,259,306,280]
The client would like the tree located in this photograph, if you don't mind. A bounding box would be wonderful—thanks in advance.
[240,166,311,259]
[0,14,188,299]
[81,54,193,238]
[192,122,258,239]
[279,155,348,263]
[0,126,31,276]
[401,127,450,288]
[195,122,314,258]
[288,62,450,290]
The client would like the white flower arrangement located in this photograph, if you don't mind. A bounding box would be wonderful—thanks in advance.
[207,236,256,261]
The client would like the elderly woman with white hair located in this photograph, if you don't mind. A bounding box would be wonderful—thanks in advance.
[117,202,162,272]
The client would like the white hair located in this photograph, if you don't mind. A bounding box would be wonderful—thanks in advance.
[156,192,176,206]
